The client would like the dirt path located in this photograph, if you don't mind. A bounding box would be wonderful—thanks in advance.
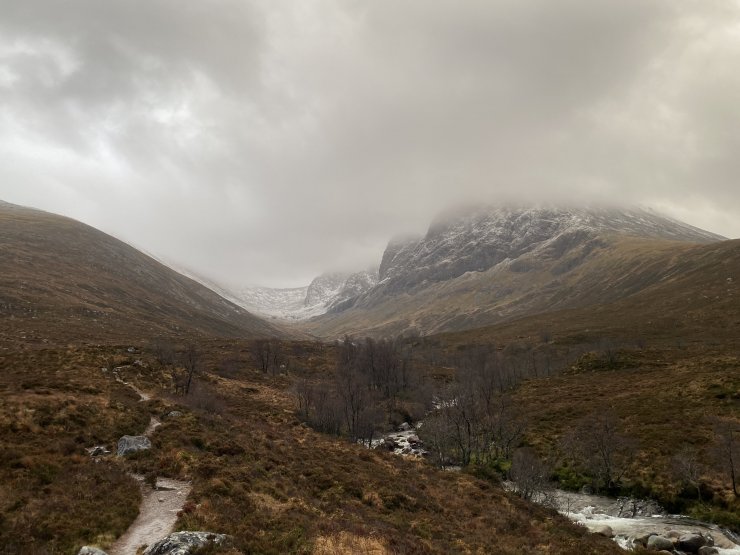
[108,476,192,555]
[108,373,191,554]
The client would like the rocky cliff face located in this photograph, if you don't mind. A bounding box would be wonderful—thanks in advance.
[375,206,723,294]
[304,273,350,307]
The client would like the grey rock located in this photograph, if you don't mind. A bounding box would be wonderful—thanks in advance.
[78,547,108,555]
[633,532,656,547]
[678,533,708,553]
[592,525,613,538]
[143,531,228,555]
[398,422,411,431]
[166,411,183,418]
[117,435,152,456]
[646,535,674,551]
[698,547,719,555]
[665,530,682,539]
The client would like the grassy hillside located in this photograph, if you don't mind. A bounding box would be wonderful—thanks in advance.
[0,202,282,346]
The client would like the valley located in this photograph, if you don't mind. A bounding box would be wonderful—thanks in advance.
[1,202,738,555]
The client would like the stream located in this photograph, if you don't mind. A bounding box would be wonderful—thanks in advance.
[370,423,740,553]
[549,488,740,553]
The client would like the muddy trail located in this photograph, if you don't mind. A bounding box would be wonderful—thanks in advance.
[110,371,192,554]
[109,476,191,555]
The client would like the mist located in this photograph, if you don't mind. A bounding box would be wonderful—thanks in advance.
[1,0,739,287]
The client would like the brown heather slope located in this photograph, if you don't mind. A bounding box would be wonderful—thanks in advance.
[418,240,740,520]
[304,236,733,339]
[0,342,622,554]
[0,201,283,346]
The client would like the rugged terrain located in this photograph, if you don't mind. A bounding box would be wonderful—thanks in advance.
[0,202,629,554]
[305,206,728,337]
[221,270,379,321]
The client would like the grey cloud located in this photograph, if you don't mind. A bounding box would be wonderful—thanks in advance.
[1,0,739,287]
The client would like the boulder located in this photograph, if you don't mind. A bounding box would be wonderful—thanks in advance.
[78,547,108,555]
[634,532,656,547]
[117,435,152,456]
[592,525,613,538]
[678,533,708,553]
[383,438,398,451]
[665,530,682,539]
[143,531,228,555]
[398,422,411,431]
[646,535,674,551]
[698,547,719,555]
[166,411,183,419]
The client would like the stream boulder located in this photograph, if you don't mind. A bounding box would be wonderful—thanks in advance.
[143,531,228,555]
[117,435,151,456]
[592,525,613,537]
[646,535,674,551]
[678,533,709,553]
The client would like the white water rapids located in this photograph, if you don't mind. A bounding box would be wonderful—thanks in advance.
[550,489,740,553]
[369,423,740,552]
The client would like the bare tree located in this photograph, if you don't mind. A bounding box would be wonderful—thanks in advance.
[672,444,704,501]
[561,410,636,492]
[510,447,552,502]
[179,342,201,395]
[713,419,739,497]
[252,339,272,373]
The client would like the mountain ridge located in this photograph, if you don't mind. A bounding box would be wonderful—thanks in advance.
[301,205,727,337]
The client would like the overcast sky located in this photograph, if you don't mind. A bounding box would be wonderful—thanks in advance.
[1,1,740,288]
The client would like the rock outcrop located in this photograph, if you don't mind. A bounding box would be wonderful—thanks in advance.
[117,435,152,456]
[143,531,228,555]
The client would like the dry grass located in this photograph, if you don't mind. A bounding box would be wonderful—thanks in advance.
[313,532,390,555]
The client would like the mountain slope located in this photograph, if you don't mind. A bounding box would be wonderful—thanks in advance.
[304,206,727,338]
[221,269,379,321]
[0,201,282,344]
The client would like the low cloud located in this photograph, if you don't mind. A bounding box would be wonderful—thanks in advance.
[1,0,739,287]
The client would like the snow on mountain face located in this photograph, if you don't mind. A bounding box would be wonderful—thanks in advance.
[377,206,724,293]
[327,269,379,312]
[224,270,379,321]
[229,286,311,320]
[211,206,722,321]
[304,273,349,307]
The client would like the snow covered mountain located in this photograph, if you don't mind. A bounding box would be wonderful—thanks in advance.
[222,269,379,321]
[210,205,724,329]
[304,205,727,337]
[377,206,724,293]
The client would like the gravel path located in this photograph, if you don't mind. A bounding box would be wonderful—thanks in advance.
[108,476,191,555]
[108,373,191,554]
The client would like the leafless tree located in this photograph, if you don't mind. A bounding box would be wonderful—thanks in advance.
[510,447,552,502]
[561,410,636,492]
[713,419,739,497]
[180,342,201,395]
[672,444,704,501]
[252,339,272,373]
